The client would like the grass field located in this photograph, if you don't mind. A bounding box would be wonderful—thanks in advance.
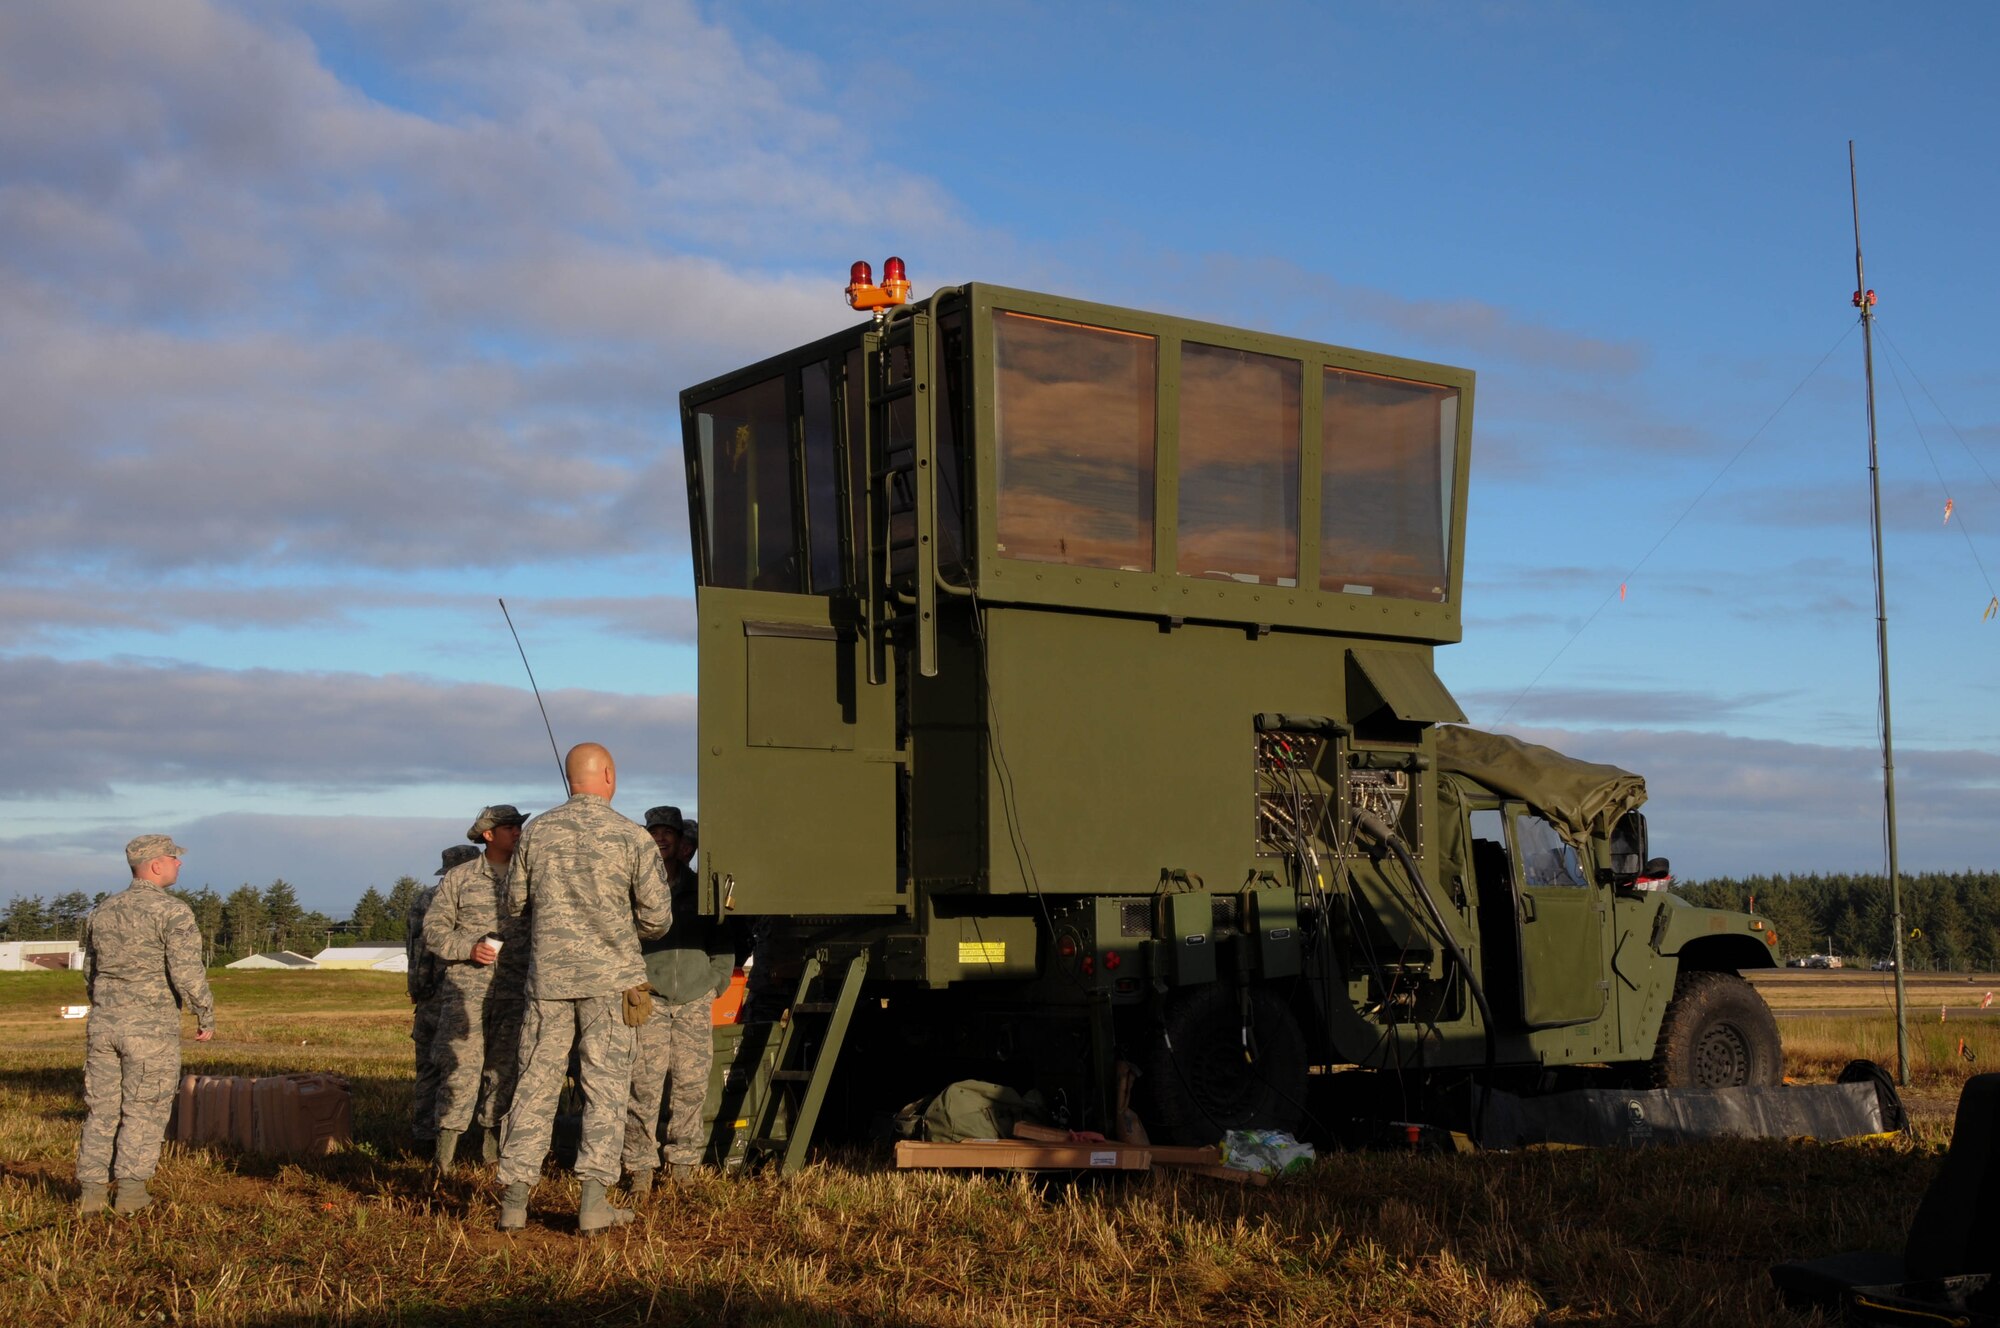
[0,970,1974,1326]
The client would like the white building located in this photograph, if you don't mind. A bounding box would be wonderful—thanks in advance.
[0,940,84,971]
[225,950,319,971]
[309,945,407,972]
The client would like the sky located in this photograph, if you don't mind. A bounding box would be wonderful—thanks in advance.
[3,1,1997,914]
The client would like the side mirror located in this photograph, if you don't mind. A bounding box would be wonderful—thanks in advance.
[1642,857,1671,879]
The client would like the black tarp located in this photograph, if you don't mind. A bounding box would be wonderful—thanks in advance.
[1477,1081,1886,1148]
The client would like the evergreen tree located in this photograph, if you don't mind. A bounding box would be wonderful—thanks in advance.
[263,879,304,951]
[382,876,426,940]
[350,886,390,942]
[46,891,93,939]
[223,884,268,960]
[294,910,336,955]
[1,894,49,940]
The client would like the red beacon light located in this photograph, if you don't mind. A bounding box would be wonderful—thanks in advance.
[844,255,912,312]
[880,255,910,301]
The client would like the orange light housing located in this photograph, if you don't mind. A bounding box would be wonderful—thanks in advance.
[845,255,911,311]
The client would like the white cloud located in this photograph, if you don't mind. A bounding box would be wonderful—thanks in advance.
[0,653,694,796]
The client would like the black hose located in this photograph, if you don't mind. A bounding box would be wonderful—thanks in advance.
[1354,810,1497,1140]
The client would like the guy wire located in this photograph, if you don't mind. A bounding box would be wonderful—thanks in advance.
[498,597,568,795]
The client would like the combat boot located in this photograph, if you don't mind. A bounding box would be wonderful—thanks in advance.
[669,1163,697,1183]
[497,1181,531,1232]
[625,1167,654,1201]
[432,1128,461,1172]
[478,1125,501,1165]
[78,1182,109,1215]
[576,1179,635,1236]
[112,1180,152,1215]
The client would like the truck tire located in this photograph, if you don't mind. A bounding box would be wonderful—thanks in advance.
[1142,985,1308,1145]
[1650,971,1783,1089]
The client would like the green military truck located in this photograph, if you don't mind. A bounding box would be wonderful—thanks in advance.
[680,277,1781,1165]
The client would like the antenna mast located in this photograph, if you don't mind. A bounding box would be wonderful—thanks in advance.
[1850,140,1910,1086]
[499,597,570,797]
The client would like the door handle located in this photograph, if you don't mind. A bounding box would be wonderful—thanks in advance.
[1519,895,1537,923]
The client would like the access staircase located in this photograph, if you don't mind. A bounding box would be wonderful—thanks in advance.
[716,948,870,1175]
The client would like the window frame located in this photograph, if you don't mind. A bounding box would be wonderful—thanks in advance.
[964,284,1473,644]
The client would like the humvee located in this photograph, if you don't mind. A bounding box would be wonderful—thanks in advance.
[680,271,1781,1165]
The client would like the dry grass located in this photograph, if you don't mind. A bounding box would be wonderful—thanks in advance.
[0,969,1967,1326]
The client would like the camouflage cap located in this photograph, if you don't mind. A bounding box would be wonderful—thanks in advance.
[681,818,698,847]
[125,833,185,871]
[466,804,528,843]
[436,844,481,876]
[644,805,684,832]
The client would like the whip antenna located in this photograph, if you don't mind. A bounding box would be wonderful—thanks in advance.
[498,597,568,795]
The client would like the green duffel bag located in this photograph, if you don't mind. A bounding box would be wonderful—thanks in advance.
[894,1080,1051,1142]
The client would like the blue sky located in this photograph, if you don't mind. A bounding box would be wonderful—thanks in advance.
[2,1,1996,913]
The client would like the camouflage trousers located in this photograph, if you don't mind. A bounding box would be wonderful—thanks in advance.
[76,1021,181,1185]
[495,994,634,1188]
[410,995,442,1140]
[623,996,713,1171]
[478,996,524,1131]
[427,966,496,1133]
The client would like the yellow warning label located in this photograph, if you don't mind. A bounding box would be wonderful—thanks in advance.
[958,941,1007,964]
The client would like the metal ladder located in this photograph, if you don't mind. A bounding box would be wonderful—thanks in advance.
[730,949,870,1175]
[860,309,938,683]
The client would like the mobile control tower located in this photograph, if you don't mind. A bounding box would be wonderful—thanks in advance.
[681,267,1780,1167]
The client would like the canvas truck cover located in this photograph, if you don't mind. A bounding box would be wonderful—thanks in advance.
[1435,726,1647,846]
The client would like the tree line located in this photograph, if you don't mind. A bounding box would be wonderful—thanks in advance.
[1673,871,2000,972]
[1,877,432,965]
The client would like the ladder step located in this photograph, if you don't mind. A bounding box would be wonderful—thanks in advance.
[771,1069,814,1083]
[793,1001,837,1014]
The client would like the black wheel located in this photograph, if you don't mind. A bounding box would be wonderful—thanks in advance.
[1649,971,1783,1088]
[1141,985,1308,1145]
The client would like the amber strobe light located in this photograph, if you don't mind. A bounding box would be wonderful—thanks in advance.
[844,256,912,311]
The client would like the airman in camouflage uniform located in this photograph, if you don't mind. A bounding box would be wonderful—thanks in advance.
[422,807,529,1170]
[75,834,216,1216]
[622,806,732,1197]
[409,844,478,1148]
[494,744,670,1236]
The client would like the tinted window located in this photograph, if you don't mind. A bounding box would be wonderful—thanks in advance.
[696,376,799,592]
[1178,343,1300,584]
[800,360,843,593]
[1321,368,1458,601]
[993,311,1156,570]
[1513,813,1586,888]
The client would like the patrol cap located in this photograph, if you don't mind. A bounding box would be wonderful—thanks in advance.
[681,818,698,848]
[466,804,528,843]
[125,834,184,872]
[644,805,684,832]
[436,844,480,876]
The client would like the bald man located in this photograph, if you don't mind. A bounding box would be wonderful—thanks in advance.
[494,744,671,1236]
